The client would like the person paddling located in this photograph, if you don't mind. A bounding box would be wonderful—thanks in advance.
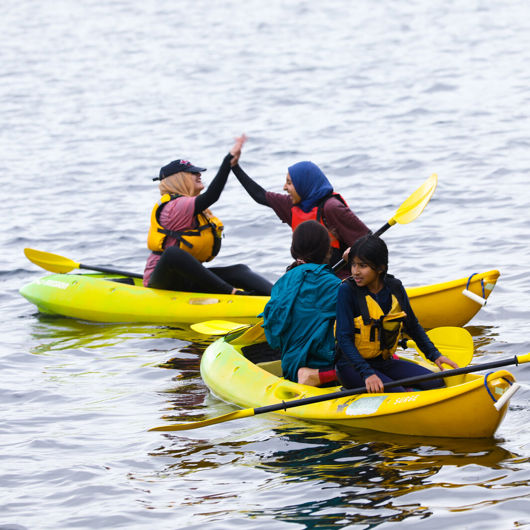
[262,220,341,385]
[335,234,458,392]
[232,142,370,278]
[143,136,273,295]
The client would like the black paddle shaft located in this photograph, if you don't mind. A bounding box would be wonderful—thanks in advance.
[79,263,143,279]
[331,222,392,273]
[253,355,521,415]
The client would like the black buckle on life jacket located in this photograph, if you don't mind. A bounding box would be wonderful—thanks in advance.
[158,228,194,248]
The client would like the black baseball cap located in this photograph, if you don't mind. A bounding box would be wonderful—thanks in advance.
[153,159,207,181]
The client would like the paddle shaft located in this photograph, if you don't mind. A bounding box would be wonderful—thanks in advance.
[251,354,524,416]
[78,263,143,279]
[332,222,391,272]
[24,248,144,279]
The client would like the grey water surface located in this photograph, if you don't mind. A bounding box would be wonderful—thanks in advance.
[1,1,530,528]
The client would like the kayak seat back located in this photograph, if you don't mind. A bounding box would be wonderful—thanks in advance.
[256,360,283,377]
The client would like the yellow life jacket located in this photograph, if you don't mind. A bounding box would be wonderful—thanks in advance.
[147,194,223,263]
[348,277,408,359]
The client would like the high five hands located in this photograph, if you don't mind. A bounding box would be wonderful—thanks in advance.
[230,134,248,167]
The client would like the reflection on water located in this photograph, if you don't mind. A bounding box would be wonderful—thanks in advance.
[27,314,213,354]
[467,325,502,355]
[150,419,523,527]
[156,346,211,419]
[259,425,520,473]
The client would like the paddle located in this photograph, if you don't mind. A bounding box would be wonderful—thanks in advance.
[150,352,528,432]
[332,173,438,272]
[190,320,252,335]
[405,327,474,368]
[24,248,143,279]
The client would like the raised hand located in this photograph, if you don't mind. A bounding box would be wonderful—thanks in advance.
[230,134,248,166]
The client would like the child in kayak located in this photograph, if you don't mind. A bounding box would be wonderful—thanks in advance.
[262,220,341,385]
[143,136,273,295]
[232,142,370,278]
[335,234,458,392]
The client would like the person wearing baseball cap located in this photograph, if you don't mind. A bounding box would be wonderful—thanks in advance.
[154,159,208,181]
[143,135,273,296]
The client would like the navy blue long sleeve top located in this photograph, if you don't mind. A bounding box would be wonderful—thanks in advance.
[335,276,441,379]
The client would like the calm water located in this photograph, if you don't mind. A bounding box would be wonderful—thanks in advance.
[2,1,530,528]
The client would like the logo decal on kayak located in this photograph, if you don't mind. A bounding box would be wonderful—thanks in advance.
[343,396,386,416]
[392,394,419,405]
[188,298,220,305]
[39,279,69,290]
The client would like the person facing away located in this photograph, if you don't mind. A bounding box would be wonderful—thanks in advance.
[231,139,370,278]
[143,136,273,296]
[335,234,458,392]
[262,220,342,385]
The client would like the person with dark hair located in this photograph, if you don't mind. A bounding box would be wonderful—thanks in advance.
[262,220,341,385]
[335,234,458,392]
[231,141,370,278]
[143,136,273,295]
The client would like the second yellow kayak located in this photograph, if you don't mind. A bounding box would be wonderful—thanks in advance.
[19,269,500,326]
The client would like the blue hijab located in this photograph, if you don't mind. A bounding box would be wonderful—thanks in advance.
[288,161,334,213]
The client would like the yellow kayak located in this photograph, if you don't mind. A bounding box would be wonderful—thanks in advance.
[200,327,516,438]
[19,269,499,326]
[19,273,268,324]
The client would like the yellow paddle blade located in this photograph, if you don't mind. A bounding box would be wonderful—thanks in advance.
[517,353,530,364]
[231,320,266,345]
[391,173,438,226]
[427,326,474,366]
[407,326,474,367]
[149,408,256,431]
[190,320,251,335]
[24,248,80,273]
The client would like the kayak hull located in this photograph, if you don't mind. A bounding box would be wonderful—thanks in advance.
[19,269,500,326]
[200,334,515,438]
[406,269,500,328]
[19,274,268,324]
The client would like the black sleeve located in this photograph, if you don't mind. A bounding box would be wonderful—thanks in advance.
[231,164,269,206]
[194,153,233,215]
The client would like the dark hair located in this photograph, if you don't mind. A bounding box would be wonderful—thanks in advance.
[287,220,331,270]
[347,234,388,274]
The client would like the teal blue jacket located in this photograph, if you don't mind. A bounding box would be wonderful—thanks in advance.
[262,263,342,382]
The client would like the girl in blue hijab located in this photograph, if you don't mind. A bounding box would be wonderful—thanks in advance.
[286,161,333,212]
[232,143,370,277]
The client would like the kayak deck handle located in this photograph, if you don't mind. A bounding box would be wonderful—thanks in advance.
[494,383,520,411]
[462,273,487,306]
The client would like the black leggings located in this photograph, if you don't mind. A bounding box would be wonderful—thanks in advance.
[148,246,273,295]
